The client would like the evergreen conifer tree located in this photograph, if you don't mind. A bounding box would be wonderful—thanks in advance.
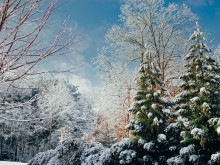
[128,59,165,140]
[126,52,172,164]
[169,22,220,165]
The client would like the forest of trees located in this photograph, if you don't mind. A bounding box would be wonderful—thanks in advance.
[1,0,220,165]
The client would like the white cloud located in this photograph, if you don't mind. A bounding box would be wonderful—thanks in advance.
[55,73,93,95]
[69,75,93,94]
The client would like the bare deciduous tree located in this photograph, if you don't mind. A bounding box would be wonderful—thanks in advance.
[0,0,77,83]
[97,0,196,82]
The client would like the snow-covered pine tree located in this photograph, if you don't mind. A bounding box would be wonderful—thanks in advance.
[125,52,172,164]
[170,22,220,165]
[128,58,165,140]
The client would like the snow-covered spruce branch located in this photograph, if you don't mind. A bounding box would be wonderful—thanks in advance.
[208,118,220,126]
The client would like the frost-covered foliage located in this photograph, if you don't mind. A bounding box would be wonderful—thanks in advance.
[29,138,83,165]
[29,138,171,165]
[36,77,94,139]
[91,57,136,143]
[32,135,197,165]
[29,138,109,165]
[167,144,204,165]
[173,22,220,164]
[94,0,196,142]
[214,45,220,65]
[167,156,185,165]
[208,152,220,165]
[96,0,196,89]
[0,77,94,162]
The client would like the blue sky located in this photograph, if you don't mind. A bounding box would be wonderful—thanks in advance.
[49,0,220,92]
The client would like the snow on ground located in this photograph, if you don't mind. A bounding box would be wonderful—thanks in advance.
[0,161,27,165]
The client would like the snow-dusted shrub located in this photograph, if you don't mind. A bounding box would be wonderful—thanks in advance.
[119,150,137,164]
[191,128,204,137]
[179,144,195,158]
[28,150,56,165]
[157,134,167,143]
[143,142,155,151]
[167,156,184,165]
[81,143,107,165]
[30,137,183,165]
[208,152,220,165]
[189,155,200,164]
[29,138,106,165]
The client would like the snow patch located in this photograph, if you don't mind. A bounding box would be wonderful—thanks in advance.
[179,144,195,157]
[143,142,155,151]
[157,134,166,143]
[191,128,205,137]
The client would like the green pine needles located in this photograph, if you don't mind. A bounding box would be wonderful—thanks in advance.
[128,60,166,140]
